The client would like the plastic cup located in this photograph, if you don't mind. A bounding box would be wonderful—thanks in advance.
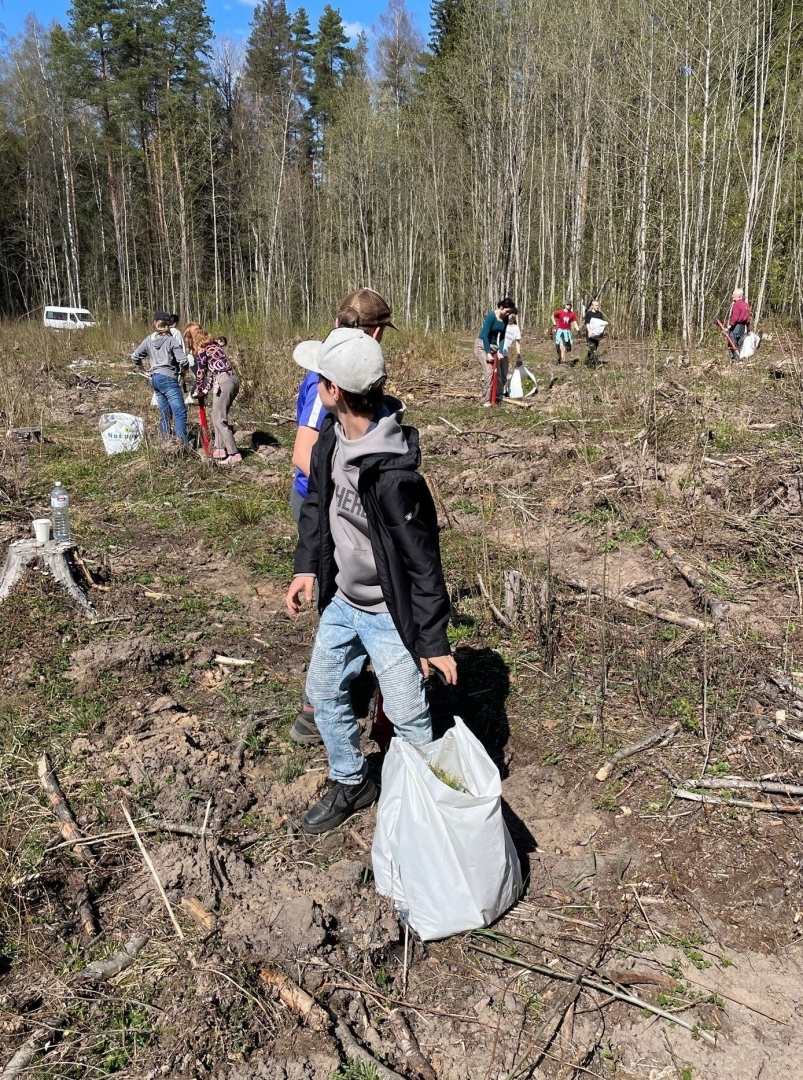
[33,518,51,544]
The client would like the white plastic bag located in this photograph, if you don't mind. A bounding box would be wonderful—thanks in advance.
[99,412,145,455]
[509,365,538,399]
[586,317,608,338]
[372,717,522,940]
[740,331,760,359]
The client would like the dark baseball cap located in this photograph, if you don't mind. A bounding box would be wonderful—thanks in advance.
[153,310,170,322]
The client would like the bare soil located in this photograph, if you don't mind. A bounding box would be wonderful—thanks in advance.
[2,327,803,1079]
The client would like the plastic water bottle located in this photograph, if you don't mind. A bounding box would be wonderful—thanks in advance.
[50,482,71,543]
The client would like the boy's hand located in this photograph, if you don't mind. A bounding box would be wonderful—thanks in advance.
[421,654,458,685]
[286,576,315,615]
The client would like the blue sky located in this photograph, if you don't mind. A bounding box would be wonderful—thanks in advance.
[1,0,433,49]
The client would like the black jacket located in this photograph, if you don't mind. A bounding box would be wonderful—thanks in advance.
[293,411,451,662]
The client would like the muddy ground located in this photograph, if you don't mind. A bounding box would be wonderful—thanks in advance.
[2,325,803,1079]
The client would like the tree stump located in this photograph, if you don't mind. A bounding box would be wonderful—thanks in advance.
[0,539,96,619]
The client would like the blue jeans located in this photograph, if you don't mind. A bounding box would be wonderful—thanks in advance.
[151,372,188,444]
[305,595,432,785]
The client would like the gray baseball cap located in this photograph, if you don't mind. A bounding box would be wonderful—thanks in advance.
[293,328,386,394]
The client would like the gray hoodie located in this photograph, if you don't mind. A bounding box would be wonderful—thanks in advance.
[131,332,187,380]
[330,404,408,612]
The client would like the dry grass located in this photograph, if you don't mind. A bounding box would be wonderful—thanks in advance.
[1,318,803,1078]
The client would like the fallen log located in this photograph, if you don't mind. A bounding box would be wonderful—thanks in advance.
[37,753,95,865]
[556,575,705,631]
[596,722,681,781]
[651,535,730,641]
[78,934,149,982]
[0,1016,65,1080]
[673,788,803,813]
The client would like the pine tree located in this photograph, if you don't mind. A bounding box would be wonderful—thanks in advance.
[245,0,292,107]
[309,5,351,135]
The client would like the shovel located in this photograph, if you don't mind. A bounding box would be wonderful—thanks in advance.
[715,318,741,357]
[197,393,211,455]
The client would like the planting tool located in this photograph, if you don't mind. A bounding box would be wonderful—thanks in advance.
[715,318,740,357]
[490,347,500,405]
[197,393,211,455]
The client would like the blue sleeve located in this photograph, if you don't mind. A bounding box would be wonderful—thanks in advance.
[297,373,327,430]
[478,311,494,353]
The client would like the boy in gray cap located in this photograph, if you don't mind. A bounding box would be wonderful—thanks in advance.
[286,328,457,834]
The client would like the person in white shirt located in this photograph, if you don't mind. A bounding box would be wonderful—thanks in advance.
[502,312,521,395]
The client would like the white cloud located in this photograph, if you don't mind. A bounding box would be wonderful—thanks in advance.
[236,0,258,7]
[343,20,368,40]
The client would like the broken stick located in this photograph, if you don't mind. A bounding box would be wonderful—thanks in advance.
[78,933,149,982]
[556,575,705,631]
[259,967,407,1080]
[259,966,329,1031]
[120,803,184,941]
[387,1010,437,1080]
[477,573,511,628]
[0,1017,65,1080]
[651,535,730,641]
[68,869,98,941]
[596,721,681,781]
[37,753,95,865]
[673,788,803,813]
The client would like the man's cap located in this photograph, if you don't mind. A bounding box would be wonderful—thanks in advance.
[153,310,170,322]
[336,288,398,330]
[293,328,386,394]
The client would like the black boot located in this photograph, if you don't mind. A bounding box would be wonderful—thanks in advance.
[302,776,378,834]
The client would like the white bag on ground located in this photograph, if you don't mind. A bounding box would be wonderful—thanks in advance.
[740,331,760,359]
[508,365,538,399]
[372,717,523,940]
[99,412,145,455]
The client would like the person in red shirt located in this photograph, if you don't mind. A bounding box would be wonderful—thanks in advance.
[726,289,751,361]
[552,303,579,363]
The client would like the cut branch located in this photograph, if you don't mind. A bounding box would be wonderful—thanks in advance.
[596,721,681,781]
[684,777,803,797]
[38,752,95,865]
[468,943,716,1045]
[0,1017,66,1080]
[651,535,730,641]
[556,575,705,631]
[78,933,149,981]
[477,573,511,628]
[673,788,803,813]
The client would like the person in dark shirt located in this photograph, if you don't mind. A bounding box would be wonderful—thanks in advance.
[584,299,608,365]
[475,297,516,405]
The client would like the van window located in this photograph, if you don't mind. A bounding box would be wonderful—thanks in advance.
[68,313,78,322]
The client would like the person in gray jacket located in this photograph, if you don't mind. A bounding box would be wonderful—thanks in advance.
[132,312,189,445]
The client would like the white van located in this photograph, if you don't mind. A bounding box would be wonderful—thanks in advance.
[43,306,96,330]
